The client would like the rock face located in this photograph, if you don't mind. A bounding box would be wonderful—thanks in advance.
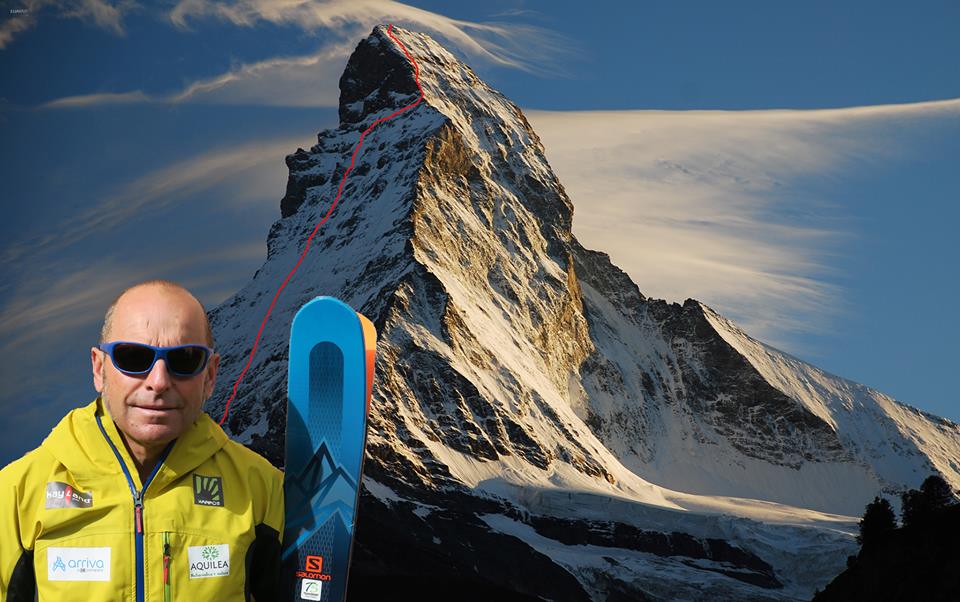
[205,25,960,601]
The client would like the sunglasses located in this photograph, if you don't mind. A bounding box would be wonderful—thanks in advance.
[98,342,213,378]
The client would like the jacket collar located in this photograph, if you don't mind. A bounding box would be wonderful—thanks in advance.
[42,397,229,491]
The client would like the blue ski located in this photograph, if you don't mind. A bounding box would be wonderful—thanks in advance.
[281,296,376,601]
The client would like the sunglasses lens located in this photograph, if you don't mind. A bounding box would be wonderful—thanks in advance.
[166,346,208,376]
[112,343,156,373]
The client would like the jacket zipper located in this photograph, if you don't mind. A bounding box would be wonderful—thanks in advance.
[96,415,174,602]
[163,531,172,602]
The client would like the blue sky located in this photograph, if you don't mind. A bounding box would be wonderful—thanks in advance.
[1,0,957,467]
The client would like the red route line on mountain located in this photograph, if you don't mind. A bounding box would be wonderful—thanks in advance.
[218,24,423,426]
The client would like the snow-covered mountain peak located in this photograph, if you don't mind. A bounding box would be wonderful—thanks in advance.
[213,25,596,490]
[699,300,960,501]
[204,25,960,600]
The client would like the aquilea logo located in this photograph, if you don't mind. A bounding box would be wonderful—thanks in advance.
[188,544,230,579]
[193,474,224,507]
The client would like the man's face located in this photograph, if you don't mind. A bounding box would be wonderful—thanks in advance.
[91,286,219,449]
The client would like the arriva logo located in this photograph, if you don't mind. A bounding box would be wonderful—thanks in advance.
[67,558,106,570]
[47,547,111,582]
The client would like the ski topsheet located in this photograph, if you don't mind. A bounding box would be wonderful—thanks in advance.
[281,296,376,601]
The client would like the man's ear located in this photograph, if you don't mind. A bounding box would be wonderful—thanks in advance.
[204,353,220,400]
[91,347,105,393]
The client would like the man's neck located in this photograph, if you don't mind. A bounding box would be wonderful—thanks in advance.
[116,428,169,486]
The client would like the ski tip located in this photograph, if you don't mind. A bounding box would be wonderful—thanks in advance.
[290,296,362,338]
[295,295,354,316]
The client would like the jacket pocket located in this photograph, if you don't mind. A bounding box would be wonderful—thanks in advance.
[35,531,131,600]
[155,530,248,600]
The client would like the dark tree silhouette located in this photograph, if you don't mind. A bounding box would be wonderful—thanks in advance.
[920,474,956,507]
[816,475,960,600]
[901,474,957,527]
[900,488,920,527]
[857,496,896,546]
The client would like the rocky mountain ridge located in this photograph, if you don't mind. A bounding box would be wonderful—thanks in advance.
[205,25,960,600]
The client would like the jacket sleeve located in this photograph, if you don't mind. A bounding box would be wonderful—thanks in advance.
[244,466,284,602]
[0,456,38,602]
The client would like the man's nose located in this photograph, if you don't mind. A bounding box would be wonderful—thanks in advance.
[144,358,172,392]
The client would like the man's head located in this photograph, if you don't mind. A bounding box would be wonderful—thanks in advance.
[91,280,219,452]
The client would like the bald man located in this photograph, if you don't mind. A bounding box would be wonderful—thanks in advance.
[0,280,284,601]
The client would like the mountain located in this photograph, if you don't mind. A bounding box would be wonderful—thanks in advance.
[205,25,960,600]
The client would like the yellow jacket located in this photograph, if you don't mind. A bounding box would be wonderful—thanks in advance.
[0,397,284,601]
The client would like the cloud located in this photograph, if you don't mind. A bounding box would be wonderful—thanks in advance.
[526,98,960,347]
[0,241,266,356]
[39,44,355,109]
[40,90,151,108]
[0,0,135,49]
[3,135,306,264]
[39,0,573,108]
[168,0,572,75]
[0,263,139,354]
[60,0,131,35]
[168,41,356,107]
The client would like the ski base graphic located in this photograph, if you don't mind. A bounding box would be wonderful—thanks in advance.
[281,296,375,602]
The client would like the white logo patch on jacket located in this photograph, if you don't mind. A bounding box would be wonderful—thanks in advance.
[188,544,230,578]
[47,547,111,581]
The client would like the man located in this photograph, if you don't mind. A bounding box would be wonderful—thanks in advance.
[0,280,284,601]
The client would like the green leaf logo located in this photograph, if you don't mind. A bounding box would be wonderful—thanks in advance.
[193,474,225,506]
[202,546,219,561]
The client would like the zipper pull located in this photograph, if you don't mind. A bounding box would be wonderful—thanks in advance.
[163,532,172,602]
[133,490,143,534]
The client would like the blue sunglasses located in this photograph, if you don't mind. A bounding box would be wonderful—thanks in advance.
[99,342,213,377]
